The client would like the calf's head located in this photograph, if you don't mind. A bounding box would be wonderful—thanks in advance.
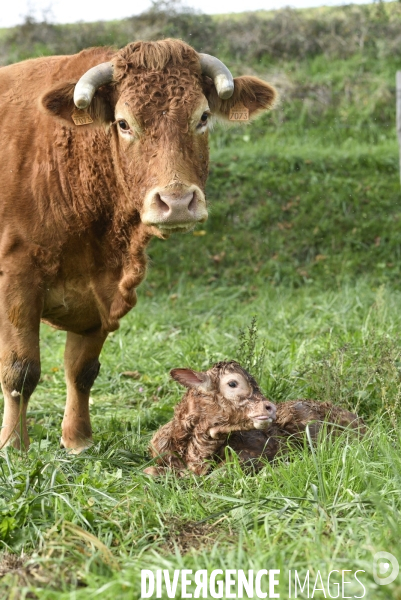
[42,39,276,237]
[171,360,276,430]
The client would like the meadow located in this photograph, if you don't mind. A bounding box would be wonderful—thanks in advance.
[1,2,401,598]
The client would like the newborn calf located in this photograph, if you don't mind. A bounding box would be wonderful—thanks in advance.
[144,361,276,476]
[144,361,366,476]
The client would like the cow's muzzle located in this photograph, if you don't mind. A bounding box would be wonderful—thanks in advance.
[141,186,208,234]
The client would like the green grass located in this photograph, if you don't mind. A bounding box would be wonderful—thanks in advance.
[1,282,401,598]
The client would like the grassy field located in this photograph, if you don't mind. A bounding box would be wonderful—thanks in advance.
[2,284,401,598]
[1,2,401,598]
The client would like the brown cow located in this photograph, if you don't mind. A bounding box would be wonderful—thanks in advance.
[0,39,277,452]
[145,361,366,476]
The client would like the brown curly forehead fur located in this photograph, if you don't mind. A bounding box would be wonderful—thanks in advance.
[113,40,203,133]
[114,39,201,75]
[208,361,262,393]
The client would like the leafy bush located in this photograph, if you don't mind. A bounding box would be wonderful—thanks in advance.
[3,1,401,65]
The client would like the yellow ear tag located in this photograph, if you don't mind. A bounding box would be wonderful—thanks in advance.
[229,104,249,121]
[71,108,93,126]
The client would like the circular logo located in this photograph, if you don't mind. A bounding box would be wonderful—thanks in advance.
[373,551,399,586]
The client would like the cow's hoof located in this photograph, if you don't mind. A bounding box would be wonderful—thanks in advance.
[60,436,93,454]
[0,432,29,451]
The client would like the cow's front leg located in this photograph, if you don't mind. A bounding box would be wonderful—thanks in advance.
[61,329,107,453]
[0,318,41,451]
[0,351,41,450]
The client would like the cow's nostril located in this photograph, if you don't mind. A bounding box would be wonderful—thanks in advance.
[188,192,196,212]
[266,404,273,413]
[154,193,170,214]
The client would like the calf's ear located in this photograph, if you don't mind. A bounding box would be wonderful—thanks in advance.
[40,82,113,126]
[170,368,212,390]
[205,76,277,122]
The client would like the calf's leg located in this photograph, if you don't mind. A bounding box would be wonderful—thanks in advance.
[61,329,107,453]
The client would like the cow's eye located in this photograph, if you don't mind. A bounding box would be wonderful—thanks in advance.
[228,381,238,388]
[197,112,209,129]
[118,120,130,131]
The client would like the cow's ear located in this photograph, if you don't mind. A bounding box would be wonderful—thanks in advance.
[204,76,277,122]
[41,82,113,126]
[170,368,212,391]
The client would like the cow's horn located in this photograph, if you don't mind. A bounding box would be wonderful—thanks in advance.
[199,54,234,100]
[74,62,114,109]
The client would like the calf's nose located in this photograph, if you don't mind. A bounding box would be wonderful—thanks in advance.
[252,398,277,430]
[265,401,277,421]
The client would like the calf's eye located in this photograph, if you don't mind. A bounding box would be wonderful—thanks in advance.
[228,381,238,388]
